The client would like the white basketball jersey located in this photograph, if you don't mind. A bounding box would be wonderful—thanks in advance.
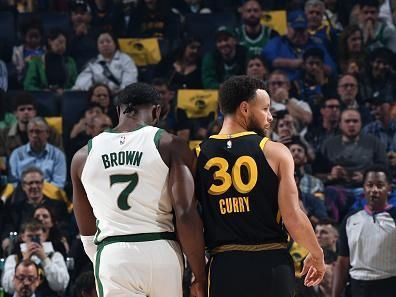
[81,125,173,242]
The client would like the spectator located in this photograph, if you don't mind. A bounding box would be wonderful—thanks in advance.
[268,70,312,132]
[12,260,41,297]
[305,0,338,58]
[12,18,45,83]
[289,137,324,198]
[337,74,372,125]
[87,83,117,125]
[0,58,8,91]
[73,31,138,93]
[127,0,181,49]
[262,10,336,81]
[202,26,248,89]
[88,0,125,36]
[295,168,329,224]
[33,205,69,257]
[73,271,97,297]
[317,109,388,187]
[314,220,338,253]
[8,117,67,188]
[155,36,203,90]
[338,25,365,75]
[0,93,62,158]
[271,110,299,145]
[293,47,336,113]
[69,0,99,72]
[305,96,341,154]
[235,0,279,56]
[68,102,105,158]
[245,55,269,82]
[3,166,69,243]
[357,0,396,52]
[151,78,176,133]
[2,220,70,297]
[359,47,396,103]
[23,28,78,93]
[90,113,112,136]
[332,166,396,297]
[363,93,396,181]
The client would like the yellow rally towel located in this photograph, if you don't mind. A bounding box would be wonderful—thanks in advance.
[118,38,161,66]
[45,117,62,135]
[261,10,287,36]
[177,89,218,119]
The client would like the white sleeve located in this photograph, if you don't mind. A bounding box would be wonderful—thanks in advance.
[81,235,96,263]
[1,255,17,294]
[42,252,70,292]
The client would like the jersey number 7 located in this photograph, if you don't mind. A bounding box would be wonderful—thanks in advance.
[109,173,139,210]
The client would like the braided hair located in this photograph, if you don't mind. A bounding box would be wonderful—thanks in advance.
[115,83,160,115]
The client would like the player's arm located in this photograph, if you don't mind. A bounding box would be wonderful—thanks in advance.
[265,141,325,286]
[161,134,206,288]
[332,256,350,297]
[70,146,97,261]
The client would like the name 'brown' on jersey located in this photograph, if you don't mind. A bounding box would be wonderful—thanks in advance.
[195,132,288,250]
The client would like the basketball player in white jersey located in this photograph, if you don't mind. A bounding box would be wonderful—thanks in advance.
[71,83,206,297]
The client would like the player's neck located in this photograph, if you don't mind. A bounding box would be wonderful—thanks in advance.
[218,117,247,135]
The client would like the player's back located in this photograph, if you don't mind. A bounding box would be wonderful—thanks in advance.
[195,132,288,250]
[81,125,173,242]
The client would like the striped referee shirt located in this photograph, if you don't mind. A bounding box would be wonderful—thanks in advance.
[339,206,396,281]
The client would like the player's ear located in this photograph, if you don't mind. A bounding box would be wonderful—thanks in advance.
[239,101,249,115]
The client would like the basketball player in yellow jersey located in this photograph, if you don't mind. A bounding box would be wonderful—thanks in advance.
[71,83,206,297]
[195,76,325,297]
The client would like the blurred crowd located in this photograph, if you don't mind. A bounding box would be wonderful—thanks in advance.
[0,0,395,297]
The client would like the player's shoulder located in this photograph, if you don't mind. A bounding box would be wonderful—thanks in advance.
[263,139,292,158]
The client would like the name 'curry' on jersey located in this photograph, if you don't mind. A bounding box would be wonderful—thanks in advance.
[195,132,288,250]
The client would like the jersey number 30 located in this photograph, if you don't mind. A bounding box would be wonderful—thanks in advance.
[109,173,139,210]
[204,156,258,195]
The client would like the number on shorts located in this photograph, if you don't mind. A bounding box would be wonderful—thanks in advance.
[109,173,139,210]
[204,156,258,195]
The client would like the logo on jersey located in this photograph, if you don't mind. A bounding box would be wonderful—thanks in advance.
[120,136,126,145]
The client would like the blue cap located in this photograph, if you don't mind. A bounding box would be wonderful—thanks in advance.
[287,10,307,30]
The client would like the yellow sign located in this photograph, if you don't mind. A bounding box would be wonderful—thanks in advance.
[261,10,287,36]
[177,89,218,119]
[118,38,161,66]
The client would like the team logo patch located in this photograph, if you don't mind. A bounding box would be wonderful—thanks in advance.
[120,135,126,145]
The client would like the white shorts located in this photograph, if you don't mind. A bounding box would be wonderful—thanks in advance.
[94,240,184,297]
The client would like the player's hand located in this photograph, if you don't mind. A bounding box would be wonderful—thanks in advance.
[190,279,207,297]
[301,252,325,287]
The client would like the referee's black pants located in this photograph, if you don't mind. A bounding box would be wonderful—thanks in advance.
[351,277,396,297]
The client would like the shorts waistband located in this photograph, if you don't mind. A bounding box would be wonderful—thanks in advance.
[96,232,176,247]
[210,242,288,255]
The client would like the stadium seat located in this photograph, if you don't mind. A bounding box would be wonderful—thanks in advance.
[184,12,238,54]
[0,11,16,44]
[29,91,61,117]
[17,12,72,40]
[61,90,88,143]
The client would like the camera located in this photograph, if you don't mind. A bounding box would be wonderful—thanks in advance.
[31,235,41,244]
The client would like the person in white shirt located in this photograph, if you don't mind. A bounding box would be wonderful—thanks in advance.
[73,31,138,93]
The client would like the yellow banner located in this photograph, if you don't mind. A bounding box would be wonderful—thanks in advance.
[261,10,287,36]
[177,89,218,119]
[118,38,161,66]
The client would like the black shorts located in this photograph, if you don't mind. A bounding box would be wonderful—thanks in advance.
[207,249,295,297]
